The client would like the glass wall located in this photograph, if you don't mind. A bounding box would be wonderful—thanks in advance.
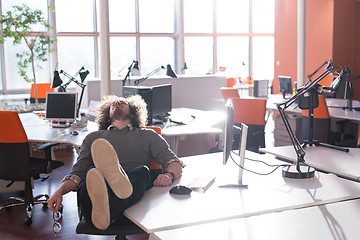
[0,0,274,93]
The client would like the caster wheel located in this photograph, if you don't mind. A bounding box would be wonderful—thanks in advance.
[25,217,32,225]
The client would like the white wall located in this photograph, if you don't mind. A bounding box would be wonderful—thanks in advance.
[84,75,227,111]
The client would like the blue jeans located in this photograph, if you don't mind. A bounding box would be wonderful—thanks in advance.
[79,165,157,225]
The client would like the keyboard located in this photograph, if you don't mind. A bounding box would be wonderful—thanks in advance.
[188,176,215,192]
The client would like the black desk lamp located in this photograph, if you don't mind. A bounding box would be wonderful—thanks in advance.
[277,60,349,179]
[52,66,89,117]
[134,64,178,86]
[122,60,140,86]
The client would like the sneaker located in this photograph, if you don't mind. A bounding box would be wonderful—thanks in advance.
[86,168,110,230]
[91,138,133,199]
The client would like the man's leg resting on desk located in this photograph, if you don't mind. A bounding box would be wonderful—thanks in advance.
[80,165,153,230]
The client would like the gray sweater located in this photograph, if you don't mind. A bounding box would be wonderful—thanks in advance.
[68,126,179,183]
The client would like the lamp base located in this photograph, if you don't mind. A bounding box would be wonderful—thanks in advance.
[282,165,315,179]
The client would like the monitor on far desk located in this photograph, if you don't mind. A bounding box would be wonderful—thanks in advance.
[279,76,292,99]
[45,92,78,128]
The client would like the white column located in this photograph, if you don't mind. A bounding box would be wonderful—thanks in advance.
[297,0,306,86]
[99,0,111,97]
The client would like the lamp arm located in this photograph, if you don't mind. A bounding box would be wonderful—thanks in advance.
[77,85,86,118]
[276,67,332,170]
[134,66,165,85]
[307,61,328,81]
[60,67,86,89]
[122,60,136,86]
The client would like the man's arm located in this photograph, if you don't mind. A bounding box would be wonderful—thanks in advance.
[47,179,79,212]
[153,160,183,187]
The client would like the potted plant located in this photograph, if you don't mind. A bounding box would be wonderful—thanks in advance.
[0,4,56,105]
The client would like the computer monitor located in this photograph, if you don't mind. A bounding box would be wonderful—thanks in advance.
[220,99,248,188]
[279,76,292,98]
[45,92,78,127]
[123,84,172,125]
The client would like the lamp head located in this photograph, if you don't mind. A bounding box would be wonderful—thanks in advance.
[51,70,63,88]
[131,60,141,76]
[166,64,178,78]
[331,67,353,99]
[80,70,90,83]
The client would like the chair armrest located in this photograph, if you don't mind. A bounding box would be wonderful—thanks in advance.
[38,142,60,173]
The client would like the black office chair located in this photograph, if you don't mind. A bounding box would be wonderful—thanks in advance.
[76,127,164,240]
[0,110,63,225]
[75,170,162,240]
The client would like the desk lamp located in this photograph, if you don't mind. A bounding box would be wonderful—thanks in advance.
[52,66,89,117]
[277,60,349,179]
[122,60,140,86]
[134,64,178,86]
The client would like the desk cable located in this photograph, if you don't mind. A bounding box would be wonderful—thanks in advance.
[230,151,292,176]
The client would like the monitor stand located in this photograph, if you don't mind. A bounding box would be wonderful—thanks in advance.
[50,122,70,128]
[218,124,248,188]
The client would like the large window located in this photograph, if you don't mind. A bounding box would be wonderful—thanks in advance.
[0,0,275,93]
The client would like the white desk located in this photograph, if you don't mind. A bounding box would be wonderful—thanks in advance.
[19,108,224,156]
[124,151,360,233]
[260,145,360,182]
[19,112,98,148]
[0,93,29,110]
[162,108,224,156]
[151,198,360,240]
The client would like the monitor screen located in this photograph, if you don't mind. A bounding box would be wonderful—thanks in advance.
[123,84,172,125]
[45,92,78,124]
[278,76,292,98]
[152,84,172,117]
[221,99,248,188]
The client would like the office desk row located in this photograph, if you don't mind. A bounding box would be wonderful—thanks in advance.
[123,150,360,238]
[19,107,224,156]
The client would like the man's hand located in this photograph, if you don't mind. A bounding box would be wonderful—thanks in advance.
[153,173,173,187]
[47,191,63,213]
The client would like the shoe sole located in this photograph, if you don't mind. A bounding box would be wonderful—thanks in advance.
[86,168,110,230]
[91,138,133,199]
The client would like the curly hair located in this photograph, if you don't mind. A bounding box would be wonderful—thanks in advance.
[95,94,148,130]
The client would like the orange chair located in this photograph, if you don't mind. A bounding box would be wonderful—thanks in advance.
[301,94,330,144]
[220,87,240,102]
[30,83,54,103]
[357,137,360,148]
[145,126,163,171]
[231,97,267,152]
[0,111,62,225]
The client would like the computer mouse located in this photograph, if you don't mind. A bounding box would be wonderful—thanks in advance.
[169,185,192,195]
[72,131,79,136]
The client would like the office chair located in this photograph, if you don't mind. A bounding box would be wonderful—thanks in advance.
[301,94,330,144]
[76,127,163,240]
[0,110,63,225]
[220,87,240,102]
[231,97,267,153]
[29,83,54,103]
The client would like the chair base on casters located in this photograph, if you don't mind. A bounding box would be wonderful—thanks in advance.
[76,217,146,240]
[0,194,49,225]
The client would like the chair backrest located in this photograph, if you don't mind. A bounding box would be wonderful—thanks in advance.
[30,83,54,103]
[301,94,330,119]
[231,97,267,125]
[0,110,31,181]
[357,137,360,148]
[230,97,267,152]
[145,126,162,170]
[220,87,240,102]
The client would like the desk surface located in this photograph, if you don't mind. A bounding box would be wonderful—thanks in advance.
[124,151,360,233]
[260,145,360,182]
[19,112,97,147]
[19,107,224,148]
[151,197,360,240]
[267,95,360,122]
